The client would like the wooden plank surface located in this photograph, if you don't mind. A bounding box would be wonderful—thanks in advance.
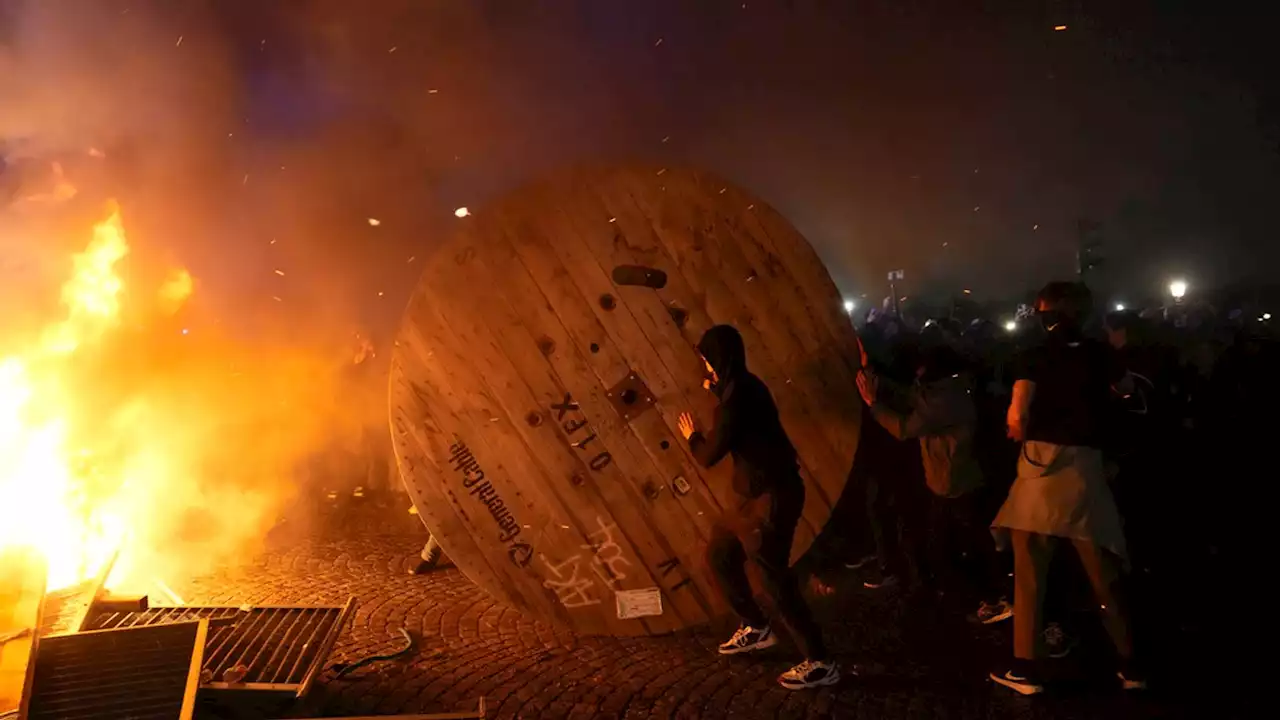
[1,550,46,720]
[390,166,862,636]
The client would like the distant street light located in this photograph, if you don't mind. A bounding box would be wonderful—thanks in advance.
[1003,320,1018,333]
[843,299,856,315]
[1168,279,1188,301]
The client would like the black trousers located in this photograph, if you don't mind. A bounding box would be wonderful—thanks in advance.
[706,486,827,660]
[867,465,931,585]
[924,490,1008,600]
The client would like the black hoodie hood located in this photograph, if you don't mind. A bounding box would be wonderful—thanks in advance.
[697,325,747,397]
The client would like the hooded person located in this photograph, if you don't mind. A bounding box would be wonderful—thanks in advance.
[676,325,838,690]
[989,281,1144,695]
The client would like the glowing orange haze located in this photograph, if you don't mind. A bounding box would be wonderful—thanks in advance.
[0,202,358,594]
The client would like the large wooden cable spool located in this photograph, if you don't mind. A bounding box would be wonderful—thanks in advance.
[389,166,862,636]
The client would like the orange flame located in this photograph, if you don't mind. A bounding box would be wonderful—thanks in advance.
[2,205,132,589]
[1,202,348,593]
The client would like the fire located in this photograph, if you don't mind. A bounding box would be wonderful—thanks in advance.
[1,204,134,590]
[0,201,336,594]
[157,268,194,316]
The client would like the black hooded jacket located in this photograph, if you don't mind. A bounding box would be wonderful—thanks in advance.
[687,325,803,499]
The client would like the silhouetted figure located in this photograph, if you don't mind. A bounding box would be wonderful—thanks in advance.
[677,325,837,690]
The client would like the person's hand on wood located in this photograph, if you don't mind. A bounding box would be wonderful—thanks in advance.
[677,412,697,440]
[855,369,878,406]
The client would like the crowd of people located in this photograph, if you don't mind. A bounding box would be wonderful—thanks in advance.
[337,276,1271,696]
[676,279,1274,693]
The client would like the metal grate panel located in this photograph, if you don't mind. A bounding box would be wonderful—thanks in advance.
[27,620,205,720]
[84,599,354,697]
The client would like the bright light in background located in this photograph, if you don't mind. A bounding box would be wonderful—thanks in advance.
[1003,320,1017,333]
[1169,279,1188,300]
[454,207,470,218]
[1114,303,1126,312]
[843,299,856,315]
[1263,313,1272,321]
[1054,25,1068,31]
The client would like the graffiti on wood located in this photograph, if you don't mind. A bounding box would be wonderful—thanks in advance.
[542,516,636,609]
[541,553,601,608]
[582,516,631,585]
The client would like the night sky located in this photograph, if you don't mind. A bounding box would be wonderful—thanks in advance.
[3,0,1276,335]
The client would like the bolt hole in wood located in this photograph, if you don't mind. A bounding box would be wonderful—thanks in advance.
[660,440,670,450]
[610,264,668,289]
[526,411,543,427]
[537,336,556,356]
[620,388,638,406]
[667,306,689,328]
[589,342,601,354]
[599,293,616,311]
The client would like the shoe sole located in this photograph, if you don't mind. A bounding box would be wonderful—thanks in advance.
[990,673,1043,695]
[863,580,898,589]
[1122,681,1148,690]
[718,633,778,655]
[779,671,841,690]
[980,608,1014,625]
[1118,673,1147,690]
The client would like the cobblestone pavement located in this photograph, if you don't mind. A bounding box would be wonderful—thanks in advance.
[178,494,1245,720]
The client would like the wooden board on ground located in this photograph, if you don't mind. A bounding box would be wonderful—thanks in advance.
[0,549,46,720]
[390,165,862,636]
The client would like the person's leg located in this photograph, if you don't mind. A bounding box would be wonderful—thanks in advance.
[707,519,778,655]
[411,534,447,574]
[958,490,1013,624]
[1011,531,1054,660]
[992,530,1054,694]
[1070,539,1142,686]
[894,474,933,593]
[748,488,838,690]
[748,498,826,661]
[707,523,767,627]
[864,471,901,584]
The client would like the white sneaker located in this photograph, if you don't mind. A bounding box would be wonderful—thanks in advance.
[990,668,1043,695]
[778,659,840,689]
[717,624,777,655]
[972,598,1014,625]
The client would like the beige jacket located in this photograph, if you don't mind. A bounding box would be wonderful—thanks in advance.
[866,371,985,498]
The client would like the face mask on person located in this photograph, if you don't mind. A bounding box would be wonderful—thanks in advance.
[701,357,719,392]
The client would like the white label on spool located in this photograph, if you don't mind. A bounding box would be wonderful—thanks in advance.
[615,588,663,620]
